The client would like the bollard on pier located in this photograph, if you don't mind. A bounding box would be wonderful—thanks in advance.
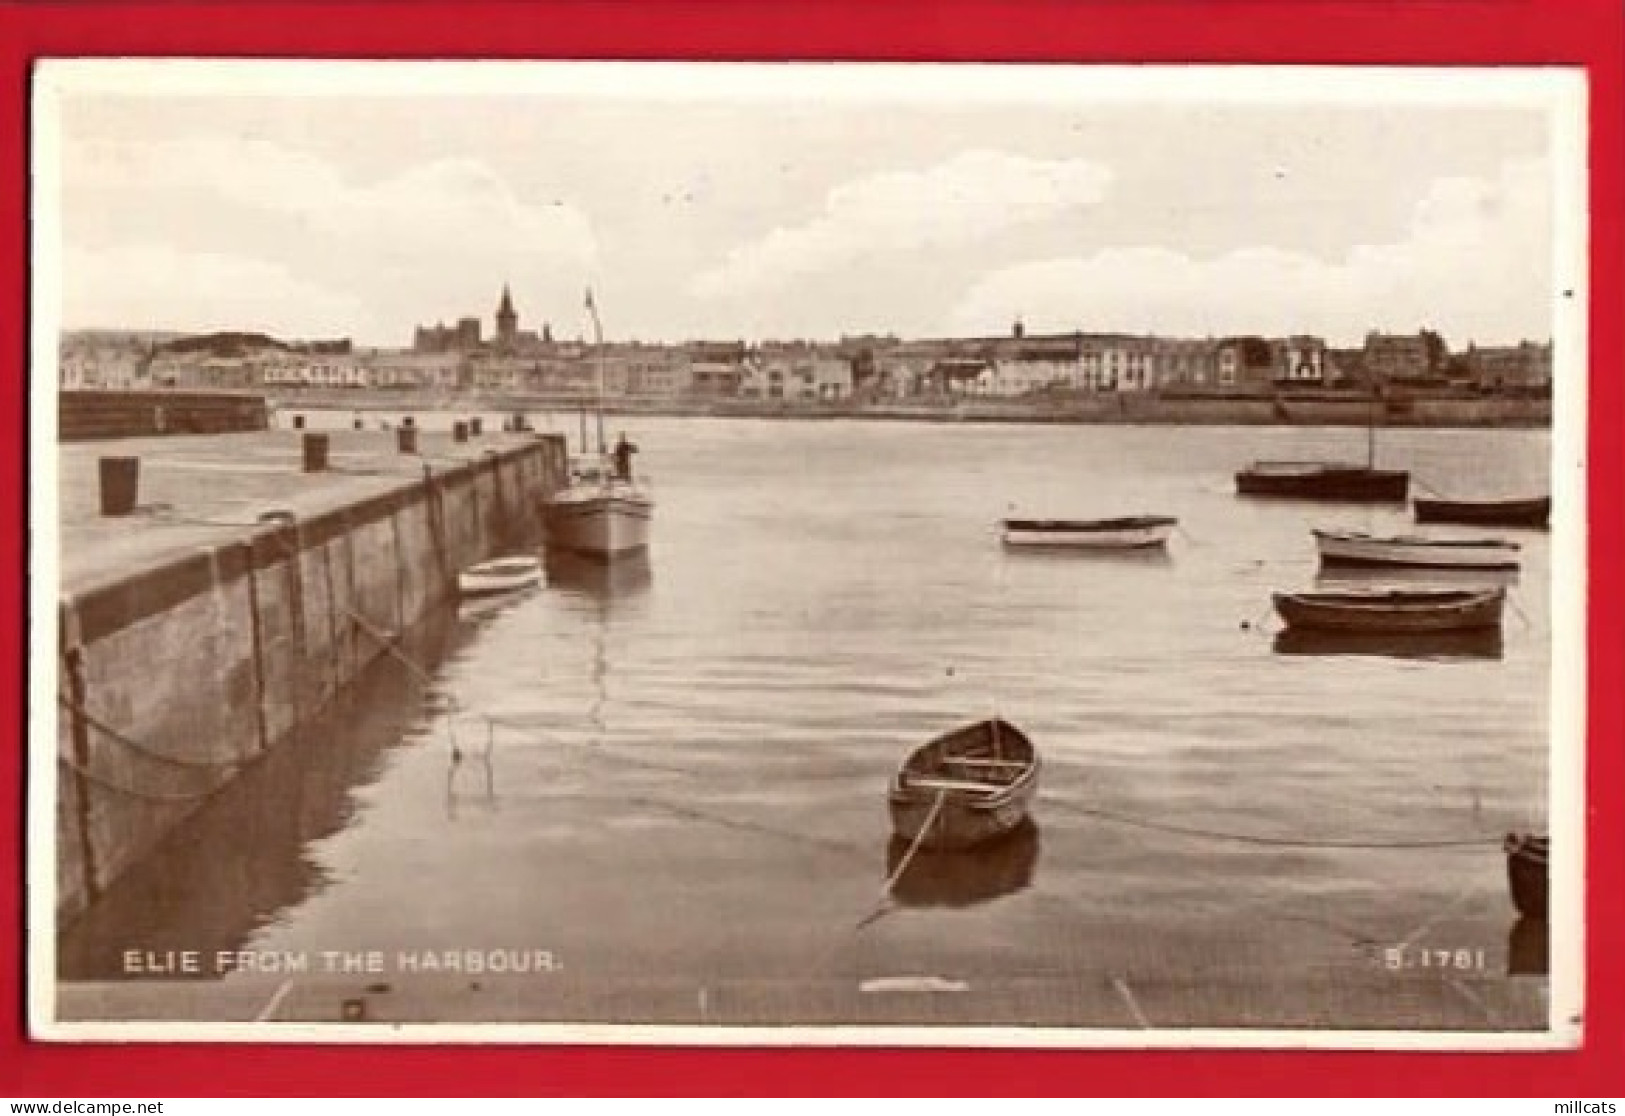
[302,432,330,473]
[452,421,469,444]
[397,426,419,454]
[98,456,140,516]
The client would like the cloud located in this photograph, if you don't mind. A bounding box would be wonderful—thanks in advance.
[947,159,1554,345]
[65,136,598,264]
[59,136,600,341]
[62,242,381,339]
[692,150,1112,300]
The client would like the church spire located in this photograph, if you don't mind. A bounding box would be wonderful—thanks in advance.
[495,283,518,347]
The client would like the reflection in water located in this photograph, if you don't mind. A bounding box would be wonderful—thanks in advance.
[1272,627,1505,662]
[57,608,463,980]
[544,550,653,740]
[884,819,1040,908]
[1314,566,1521,590]
[1507,916,1549,976]
[446,722,499,821]
[1000,546,1174,569]
[456,583,542,627]
[544,549,654,601]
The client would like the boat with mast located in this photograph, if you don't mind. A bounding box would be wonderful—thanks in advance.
[1235,388,1410,501]
[542,289,654,560]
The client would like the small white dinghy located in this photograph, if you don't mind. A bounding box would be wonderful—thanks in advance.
[1001,515,1177,550]
[458,556,543,597]
[1312,528,1521,570]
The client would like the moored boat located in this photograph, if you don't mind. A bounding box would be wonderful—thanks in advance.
[888,718,1039,852]
[541,289,655,561]
[1312,528,1521,570]
[1504,832,1548,920]
[1235,461,1409,501]
[1001,515,1176,550]
[457,555,543,597]
[1271,586,1505,633]
[1414,495,1550,529]
[543,458,653,559]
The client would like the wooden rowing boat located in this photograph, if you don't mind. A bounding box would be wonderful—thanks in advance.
[1414,495,1550,529]
[888,718,1040,852]
[1312,528,1521,570]
[1271,586,1506,633]
[457,556,543,597]
[1000,515,1176,549]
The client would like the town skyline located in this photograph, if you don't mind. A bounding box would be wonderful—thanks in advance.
[42,62,1576,349]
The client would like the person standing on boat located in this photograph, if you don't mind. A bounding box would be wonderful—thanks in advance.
[612,431,638,481]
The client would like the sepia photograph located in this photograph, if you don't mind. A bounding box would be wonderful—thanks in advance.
[27,59,1587,1045]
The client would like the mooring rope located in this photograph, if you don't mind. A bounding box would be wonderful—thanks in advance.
[57,752,225,803]
[882,793,949,896]
[56,694,248,772]
[1410,474,1451,499]
[1505,589,1536,632]
[1045,798,1495,850]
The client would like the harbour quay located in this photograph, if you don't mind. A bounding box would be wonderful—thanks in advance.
[52,418,570,923]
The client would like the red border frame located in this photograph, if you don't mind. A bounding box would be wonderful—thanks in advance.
[2,0,1620,1096]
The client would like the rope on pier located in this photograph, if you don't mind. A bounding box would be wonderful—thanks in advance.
[56,752,227,803]
[1046,798,1496,851]
[56,694,249,772]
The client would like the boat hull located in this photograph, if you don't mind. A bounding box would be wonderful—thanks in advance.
[1236,463,1409,502]
[1001,516,1175,549]
[888,788,1036,852]
[1414,496,1550,529]
[889,719,1039,852]
[1504,833,1548,920]
[1313,530,1521,570]
[1272,626,1504,661]
[543,489,652,558]
[1272,587,1505,633]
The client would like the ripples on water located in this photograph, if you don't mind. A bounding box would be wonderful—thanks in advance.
[61,418,1557,1028]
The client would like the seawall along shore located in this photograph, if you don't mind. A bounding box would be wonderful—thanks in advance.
[263,389,1552,429]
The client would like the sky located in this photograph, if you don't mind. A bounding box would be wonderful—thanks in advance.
[41,63,1576,349]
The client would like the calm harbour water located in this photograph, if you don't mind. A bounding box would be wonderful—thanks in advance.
[62,416,1558,1028]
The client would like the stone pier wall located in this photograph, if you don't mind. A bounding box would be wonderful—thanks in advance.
[55,436,568,922]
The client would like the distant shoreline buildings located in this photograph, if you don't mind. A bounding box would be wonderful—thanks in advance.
[59,284,1555,401]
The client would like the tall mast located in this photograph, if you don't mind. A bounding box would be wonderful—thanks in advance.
[585,287,606,455]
